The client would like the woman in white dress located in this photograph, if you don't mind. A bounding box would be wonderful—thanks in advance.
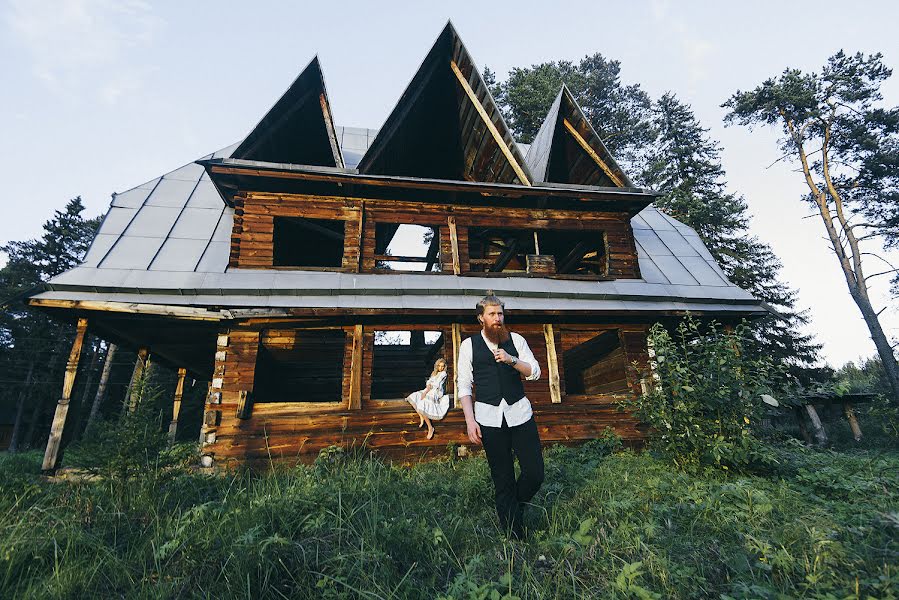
[406,358,450,440]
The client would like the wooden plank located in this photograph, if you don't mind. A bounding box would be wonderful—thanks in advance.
[544,324,562,404]
[42,317,88,473]
[562,118,624,187]
[452,323,462,408]
[167,367,187,445]
[449,60,530,186]
[447,216,461,275]
[348,325,363,410]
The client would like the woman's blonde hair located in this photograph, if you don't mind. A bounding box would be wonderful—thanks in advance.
[431,357,447,377]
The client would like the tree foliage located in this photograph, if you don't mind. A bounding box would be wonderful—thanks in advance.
[488,59,825,381]
[723,51,899,402]
[0,198,101,449]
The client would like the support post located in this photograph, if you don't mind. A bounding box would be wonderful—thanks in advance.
[452,323,462,408]
[348,325,363,410]
[447,216,461,275]
[42,317,88,473]
[543,324,562,404]
[804,403,828,446]
[84,343,116,435]
[126,348,150,412]
[168,367,187,445]
[842,402,863,442]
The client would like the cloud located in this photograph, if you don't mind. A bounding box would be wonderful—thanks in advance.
[5,0,161,103]
[649,0,714,92]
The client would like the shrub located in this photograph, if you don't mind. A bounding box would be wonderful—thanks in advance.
[628,316,781,471]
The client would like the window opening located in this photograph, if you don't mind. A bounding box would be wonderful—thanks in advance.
[374,223,440,272]
[371,329,445,400]
[254,329,345,402]
[561,329,628,395]
[468,227,605,275]
[272,216,345,267]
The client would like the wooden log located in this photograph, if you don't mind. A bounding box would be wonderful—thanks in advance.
[42,317,88,473]
[126,348,150,413]
[527,254,556,275]
[348,325,363,410]
[543,324,562,404]
[843,402,863,442]
[168,367,187,445]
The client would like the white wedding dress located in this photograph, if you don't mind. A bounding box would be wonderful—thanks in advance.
[406,371,450,420]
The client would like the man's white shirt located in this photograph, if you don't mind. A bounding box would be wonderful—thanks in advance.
[457,331,541,428]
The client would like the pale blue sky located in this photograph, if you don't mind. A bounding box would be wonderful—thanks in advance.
[2,0,897,368]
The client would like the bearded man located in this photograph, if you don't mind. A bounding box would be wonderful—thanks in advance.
[457,292,544,539]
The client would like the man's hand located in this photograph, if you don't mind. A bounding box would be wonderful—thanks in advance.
[466,418,482,445]
[493,348,513,364]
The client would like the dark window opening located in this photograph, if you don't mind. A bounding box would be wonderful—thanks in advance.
[254,329,345,402]
[562,329,628,395]
[272,216,345,267]
[468,227,606,276]
[374,223,441,272]
[371,330,445,400]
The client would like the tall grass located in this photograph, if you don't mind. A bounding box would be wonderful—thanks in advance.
[0,439,897,599]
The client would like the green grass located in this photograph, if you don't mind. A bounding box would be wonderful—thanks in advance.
[0,440,897,599]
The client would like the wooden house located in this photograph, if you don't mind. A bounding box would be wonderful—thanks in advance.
[28,24,766,471]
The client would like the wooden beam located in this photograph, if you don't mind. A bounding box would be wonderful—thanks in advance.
[127,348,150,413]
[168,367,187,446]
[348,325,363,410]
[319,92,345,169]
[42,317,88,473]
[447,216,461,275]
[562,118,625,187]
[28,298,224,321]
[353,204,364,273]
[843,402,863,442]
[452,323,462,408]
[449,60,531,186]
[543,324,562,404]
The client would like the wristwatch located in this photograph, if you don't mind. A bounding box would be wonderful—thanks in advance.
[509,356,518,366]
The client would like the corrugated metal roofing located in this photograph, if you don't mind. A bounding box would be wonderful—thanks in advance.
[34,128,763,315]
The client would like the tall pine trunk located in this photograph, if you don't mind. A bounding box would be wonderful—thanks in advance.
[84,343,116,436]
[70,340,100,442]
[7,361,35,453]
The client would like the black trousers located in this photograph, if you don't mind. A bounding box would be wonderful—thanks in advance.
[480,415,544,537]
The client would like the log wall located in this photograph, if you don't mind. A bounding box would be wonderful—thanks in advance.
[199,321,651,469]
[230,192,639,279]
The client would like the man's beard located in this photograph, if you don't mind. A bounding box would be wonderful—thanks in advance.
[484,323,510,345]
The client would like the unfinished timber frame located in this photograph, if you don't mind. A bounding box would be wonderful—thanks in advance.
[27,23,766,470]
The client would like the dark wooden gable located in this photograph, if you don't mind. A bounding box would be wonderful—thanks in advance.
[358,22,532,185]
[232,56,344,168]
[526,86,633,187]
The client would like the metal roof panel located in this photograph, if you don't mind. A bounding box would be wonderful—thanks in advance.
[169,207,223,240]
[149,238,210,272]
[121,205,182,238]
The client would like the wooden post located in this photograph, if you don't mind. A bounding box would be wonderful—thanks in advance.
[42,317,88,473]
[447,216,461,275]
[348,325,363,410]
[804,403,828,446]
[543,324,562,404]
[452,323,462,408]
[843,402,863,442]
[126,348,150,412]
[167,367,187,445]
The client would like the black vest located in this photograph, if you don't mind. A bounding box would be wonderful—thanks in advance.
[471,333,526,406]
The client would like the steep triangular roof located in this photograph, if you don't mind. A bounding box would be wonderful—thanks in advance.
[526,86,633,187]
[231,56,344,168]
[358,22,531,185]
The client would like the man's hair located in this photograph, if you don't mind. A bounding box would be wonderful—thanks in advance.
[476,291,504,316]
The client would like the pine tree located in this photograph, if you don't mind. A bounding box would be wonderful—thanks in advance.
[1,197,101,450]
[644,94,825,380]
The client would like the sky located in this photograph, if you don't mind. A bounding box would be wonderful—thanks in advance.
[2,0,897,369]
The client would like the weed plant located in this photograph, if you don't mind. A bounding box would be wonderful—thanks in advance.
[1,436,896,598]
